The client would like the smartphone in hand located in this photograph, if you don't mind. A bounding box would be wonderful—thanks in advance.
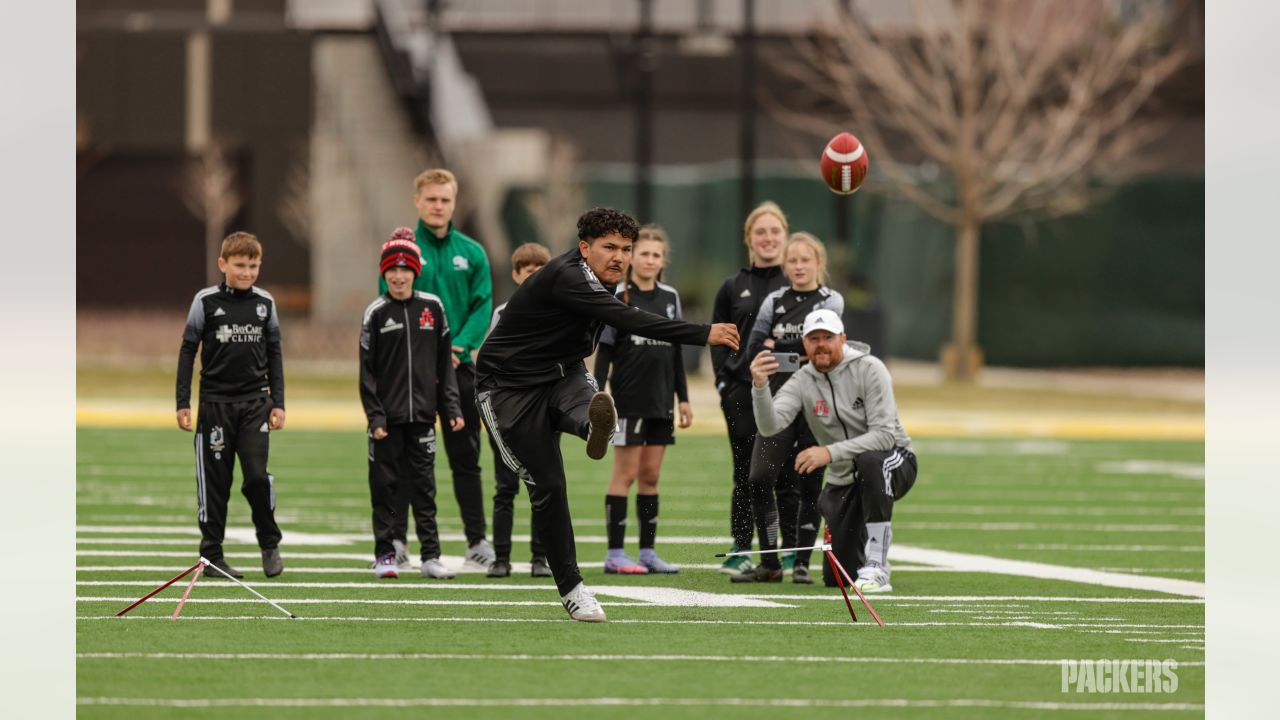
[774,352,802,373]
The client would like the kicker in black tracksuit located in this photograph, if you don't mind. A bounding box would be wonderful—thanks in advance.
[476,247,710,595]
[176,283,285,562]
[745,285,845,569]
[359,291,462,560]
[711,265,788,551]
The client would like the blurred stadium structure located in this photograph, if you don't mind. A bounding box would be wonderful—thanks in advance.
[77,0,1203,374]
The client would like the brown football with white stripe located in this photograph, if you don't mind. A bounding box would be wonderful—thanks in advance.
[820,132,869,195]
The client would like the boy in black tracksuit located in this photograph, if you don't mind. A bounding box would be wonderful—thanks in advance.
[475,208,741,622]
[360,231,464,579]
[176,232,286,580]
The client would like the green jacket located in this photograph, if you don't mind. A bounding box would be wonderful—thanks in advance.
[379,219,493,365]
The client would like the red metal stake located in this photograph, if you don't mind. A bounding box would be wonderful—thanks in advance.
[171,561,206,620]
[824,527,886,627]
[823,549,859,623]
[115,560,204,617]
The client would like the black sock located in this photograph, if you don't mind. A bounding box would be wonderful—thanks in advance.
[637,494,659,549]
[605,494,628,550]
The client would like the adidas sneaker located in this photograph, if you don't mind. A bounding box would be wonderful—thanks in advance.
[853,567,892,593]
[374,553,399,579]
[560,582,606,622]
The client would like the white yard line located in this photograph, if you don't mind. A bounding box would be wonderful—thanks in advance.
[75,528,1206,597]
[75,613,1203,629]
[892,547,1205,598]
[75,697,1204,710]
[74,652,1205,667]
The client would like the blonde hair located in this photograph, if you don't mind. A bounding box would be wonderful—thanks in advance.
[511,242,551,272]
[220,231,261,260]
[623,224,670,305]
[413,168,458,195]
[743,201,788,264]
[784,231,829,286]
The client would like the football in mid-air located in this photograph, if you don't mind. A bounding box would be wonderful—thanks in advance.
[820,132,869,195]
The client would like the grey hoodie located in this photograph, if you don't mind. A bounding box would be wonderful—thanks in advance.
[751,341,912,486]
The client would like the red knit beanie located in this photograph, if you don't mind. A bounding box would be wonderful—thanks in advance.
[380,227,421,277]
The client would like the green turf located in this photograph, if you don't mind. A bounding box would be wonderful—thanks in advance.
[76,427,1204,719]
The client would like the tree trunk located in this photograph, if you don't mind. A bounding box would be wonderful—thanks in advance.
[942,216,984,382]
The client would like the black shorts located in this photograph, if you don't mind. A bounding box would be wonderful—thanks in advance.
[613,417,674,447]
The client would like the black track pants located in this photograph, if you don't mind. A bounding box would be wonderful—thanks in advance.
[820,448,917,586]
[489,431,546,562]
[719,381,757,549]
[393,363,488,546]
[194,396,282,561]
[477,369,595,596]
[370,422,441,560]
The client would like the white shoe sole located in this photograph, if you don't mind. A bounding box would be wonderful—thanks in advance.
[854,582,893,593]
[570,611,607,622]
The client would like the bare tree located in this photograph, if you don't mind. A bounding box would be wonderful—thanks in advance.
[277,159,311,249]
[181,142,244,285]
[771,0,1197,380]
[523,136,585,256]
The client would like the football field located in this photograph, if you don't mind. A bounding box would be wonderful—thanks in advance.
[76,426,1204,718]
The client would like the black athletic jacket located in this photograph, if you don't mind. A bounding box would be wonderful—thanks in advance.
[477,247,710,389]
[176,282,284,409]
[746,285,845,392]
[710,265,787,392]
[359,291,462,431]
[594,282,690,419]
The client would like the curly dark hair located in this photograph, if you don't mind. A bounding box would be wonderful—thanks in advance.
[576,207,640,243]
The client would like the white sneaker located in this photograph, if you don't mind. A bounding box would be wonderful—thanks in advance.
[421,558,457,579]
[393,539,411,569]
[853,566,892,593]
[464,539,496,570]
[374,553,399,579]
[560,582,607,622]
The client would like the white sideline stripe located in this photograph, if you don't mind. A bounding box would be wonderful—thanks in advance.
[75,526,352,546]
[72,582,1204,604]
[903,522,1202,532]
[76,614,1203,629]
[76,597,654,607]
[74,652,1206,668]
[75,584,791,609]
[75,697,1203,711]
[76,531,1206,596]
[892,547,1205,598]
[1012,544,1203,552]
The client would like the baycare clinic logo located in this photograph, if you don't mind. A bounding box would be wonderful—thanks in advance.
[419,307,435,330]
[215,323,264,343]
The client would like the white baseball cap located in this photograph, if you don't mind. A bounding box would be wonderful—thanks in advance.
[802,308,845,337]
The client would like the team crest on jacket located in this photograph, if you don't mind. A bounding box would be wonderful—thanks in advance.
[812,398,830,417]
[452,256,468,270]
[256,303,268,320]
[419,307,435,330]
[665,303,675,319]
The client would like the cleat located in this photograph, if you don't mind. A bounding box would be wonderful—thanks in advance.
[205,560,244,579]
[719,545,755,575]
[486,559,512,578]
[854,567,892,593]
[730,564,783,583]
[393,539,411,568]
[374,553,399,579]
[792,564,814,584]
[464,539,496,570]
[639,552,679,574]
[604,553,648,574]
[585,392,617,460]
[560,582,607,622]
[261,548,284,578]
[530,555,553,578]
[420,558,456,580]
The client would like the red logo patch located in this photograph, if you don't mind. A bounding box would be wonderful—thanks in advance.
[419,307,435,330]
[812,398,829,417]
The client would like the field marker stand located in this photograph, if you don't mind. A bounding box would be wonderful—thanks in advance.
[114,557,298,620]
[716,528,884,627]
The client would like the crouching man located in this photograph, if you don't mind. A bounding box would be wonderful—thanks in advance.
[748,308,916,592]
